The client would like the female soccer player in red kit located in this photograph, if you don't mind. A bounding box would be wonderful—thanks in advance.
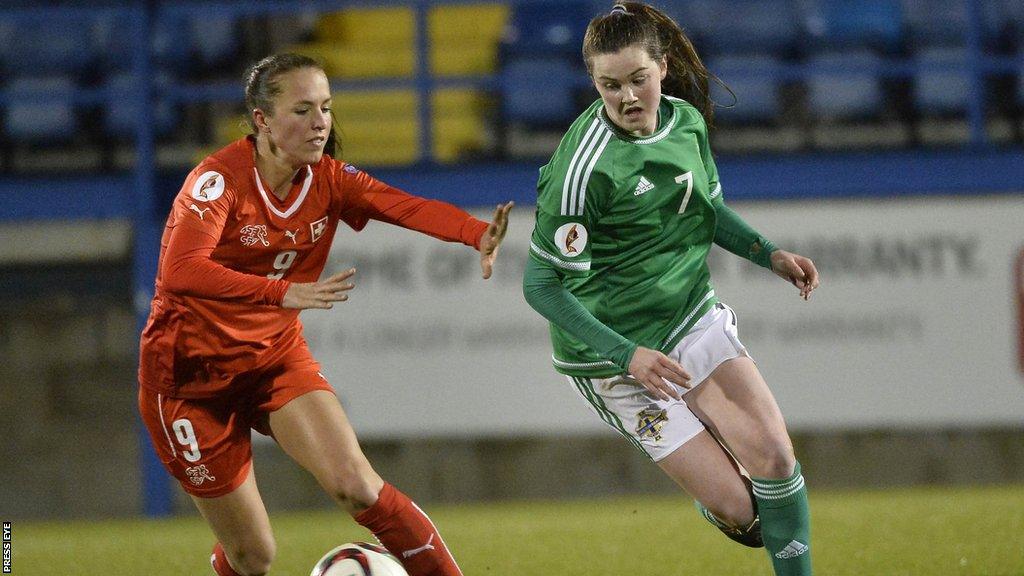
[137,53,512,576]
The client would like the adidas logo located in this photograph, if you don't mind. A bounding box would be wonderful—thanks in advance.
[633,176,655,196]
[774,540,809,559]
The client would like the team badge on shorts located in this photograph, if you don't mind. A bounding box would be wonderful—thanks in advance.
[185,464,217,486]
[636,408,668,441]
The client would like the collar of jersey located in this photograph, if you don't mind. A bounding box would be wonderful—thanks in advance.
[596,97,676,145]
[252,165,313,219]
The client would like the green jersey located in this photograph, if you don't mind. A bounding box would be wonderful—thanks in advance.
[527,95,771,377]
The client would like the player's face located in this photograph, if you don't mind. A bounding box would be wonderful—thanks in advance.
[591,45,667,136]
[262,67,332,166]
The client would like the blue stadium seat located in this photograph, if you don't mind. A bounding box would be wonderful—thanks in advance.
[676,0,801,56]
[501,58,579,127]
[709,55,782,123]
[901,0,1007,47]
[913,47,970,115]
[3,19,95,75]
[501,1,590,60]
[802,0,903,52]
[4,77,79,143]
[103,73,176,139]
[95,12,236,72]
[806,51,884,120]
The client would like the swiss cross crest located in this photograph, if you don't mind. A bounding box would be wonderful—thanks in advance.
[185,464,216,486]
[310,216,328,243]
[240,224,270,247]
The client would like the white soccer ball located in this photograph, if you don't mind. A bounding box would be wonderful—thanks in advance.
[310,542,410,576]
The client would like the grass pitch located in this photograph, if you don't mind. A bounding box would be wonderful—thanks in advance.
[10,484,1023,575]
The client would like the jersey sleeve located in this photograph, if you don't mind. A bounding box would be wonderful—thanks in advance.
[694,116,777,269]
[527,161,604,277]
[160,165,289,305]
[695,114,722,206]
[337,164,488,249]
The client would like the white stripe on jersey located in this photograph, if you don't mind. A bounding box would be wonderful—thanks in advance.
[562,120,612,216]
[530,241,591,271]
[562,119,601,216]
[577,130,612,216]
[253,165,313,219]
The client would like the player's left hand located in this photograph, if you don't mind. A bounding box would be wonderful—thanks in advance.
[769,249,820,300]
[479,201,514,279]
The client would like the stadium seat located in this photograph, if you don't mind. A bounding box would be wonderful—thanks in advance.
[913,47,970,116]
[4,19,94,75]
[806,51,884,120]
[433,89,491,162]
[901,0,1007,48]
[500,1,590,60]
[4,76,79,143]
[299,7,416,79]
[430,3,509,75]
[708,55,783,124]
[332,90,419,166]
[676,0,801,56]
[103,73,176,139]
[501,58,579,127]
[802,0,903,52]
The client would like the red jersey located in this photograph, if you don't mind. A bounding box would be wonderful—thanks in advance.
[139,137,488,398]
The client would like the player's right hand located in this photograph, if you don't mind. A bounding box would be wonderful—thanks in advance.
[281,268,356,310]
[628,347,690,401]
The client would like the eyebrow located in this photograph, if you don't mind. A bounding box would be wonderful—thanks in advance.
[597,67,648,81]
[294,98,332,106]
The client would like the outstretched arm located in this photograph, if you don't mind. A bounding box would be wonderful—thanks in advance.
[713,202,820,299]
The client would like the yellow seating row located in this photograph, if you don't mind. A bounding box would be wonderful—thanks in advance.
[205,89,492,167]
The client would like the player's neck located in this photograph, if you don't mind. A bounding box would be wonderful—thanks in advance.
[254,139,302,201]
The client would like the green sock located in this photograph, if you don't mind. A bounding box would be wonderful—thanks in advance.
[751,461,812,576]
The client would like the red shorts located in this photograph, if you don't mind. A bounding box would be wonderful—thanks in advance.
[138,344,333,498]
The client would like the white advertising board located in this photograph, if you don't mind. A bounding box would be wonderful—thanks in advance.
[302,196,1024,437]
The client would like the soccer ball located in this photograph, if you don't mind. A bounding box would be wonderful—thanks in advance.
[310,542,409,576]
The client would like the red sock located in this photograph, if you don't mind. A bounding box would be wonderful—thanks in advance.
[354,483,462,576]
[211,542,242,576]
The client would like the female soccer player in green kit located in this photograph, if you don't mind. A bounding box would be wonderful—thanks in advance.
[522,3,820,575]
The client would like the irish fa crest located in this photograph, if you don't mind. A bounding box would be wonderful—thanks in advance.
[636,408,668,442]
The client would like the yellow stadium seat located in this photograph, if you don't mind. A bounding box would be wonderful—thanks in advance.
[428,4,508,44]
[335,117,420,166]
[333,90,417,118]
[432,89,490,117]
[430,43,499,76]
[433,114,487,163]
[292,42,414,78]
[317,7,415,46]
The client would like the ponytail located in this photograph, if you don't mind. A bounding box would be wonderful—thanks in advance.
[583,2,719,129]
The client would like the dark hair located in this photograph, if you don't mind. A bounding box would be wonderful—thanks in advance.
[243,53,340,157]
[583,2,719,129]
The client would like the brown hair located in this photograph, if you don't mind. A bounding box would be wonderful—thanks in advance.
[583,2,717,128]
[243,53,340,157]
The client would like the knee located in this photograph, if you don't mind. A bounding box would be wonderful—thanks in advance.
[321,463,384,514]
[225,537,276,576]
[709,494,756,528]
[749,438,796,479]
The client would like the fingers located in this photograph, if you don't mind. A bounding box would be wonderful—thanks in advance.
[480,254,494,280]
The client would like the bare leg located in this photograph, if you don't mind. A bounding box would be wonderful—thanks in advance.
[192,468,276,576]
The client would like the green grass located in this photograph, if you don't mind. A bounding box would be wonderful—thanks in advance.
[10,485,1024,575]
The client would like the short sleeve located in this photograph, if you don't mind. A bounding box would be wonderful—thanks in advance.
[528,162,606,276]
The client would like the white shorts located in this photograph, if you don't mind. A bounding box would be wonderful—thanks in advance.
[565,302,750,462]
